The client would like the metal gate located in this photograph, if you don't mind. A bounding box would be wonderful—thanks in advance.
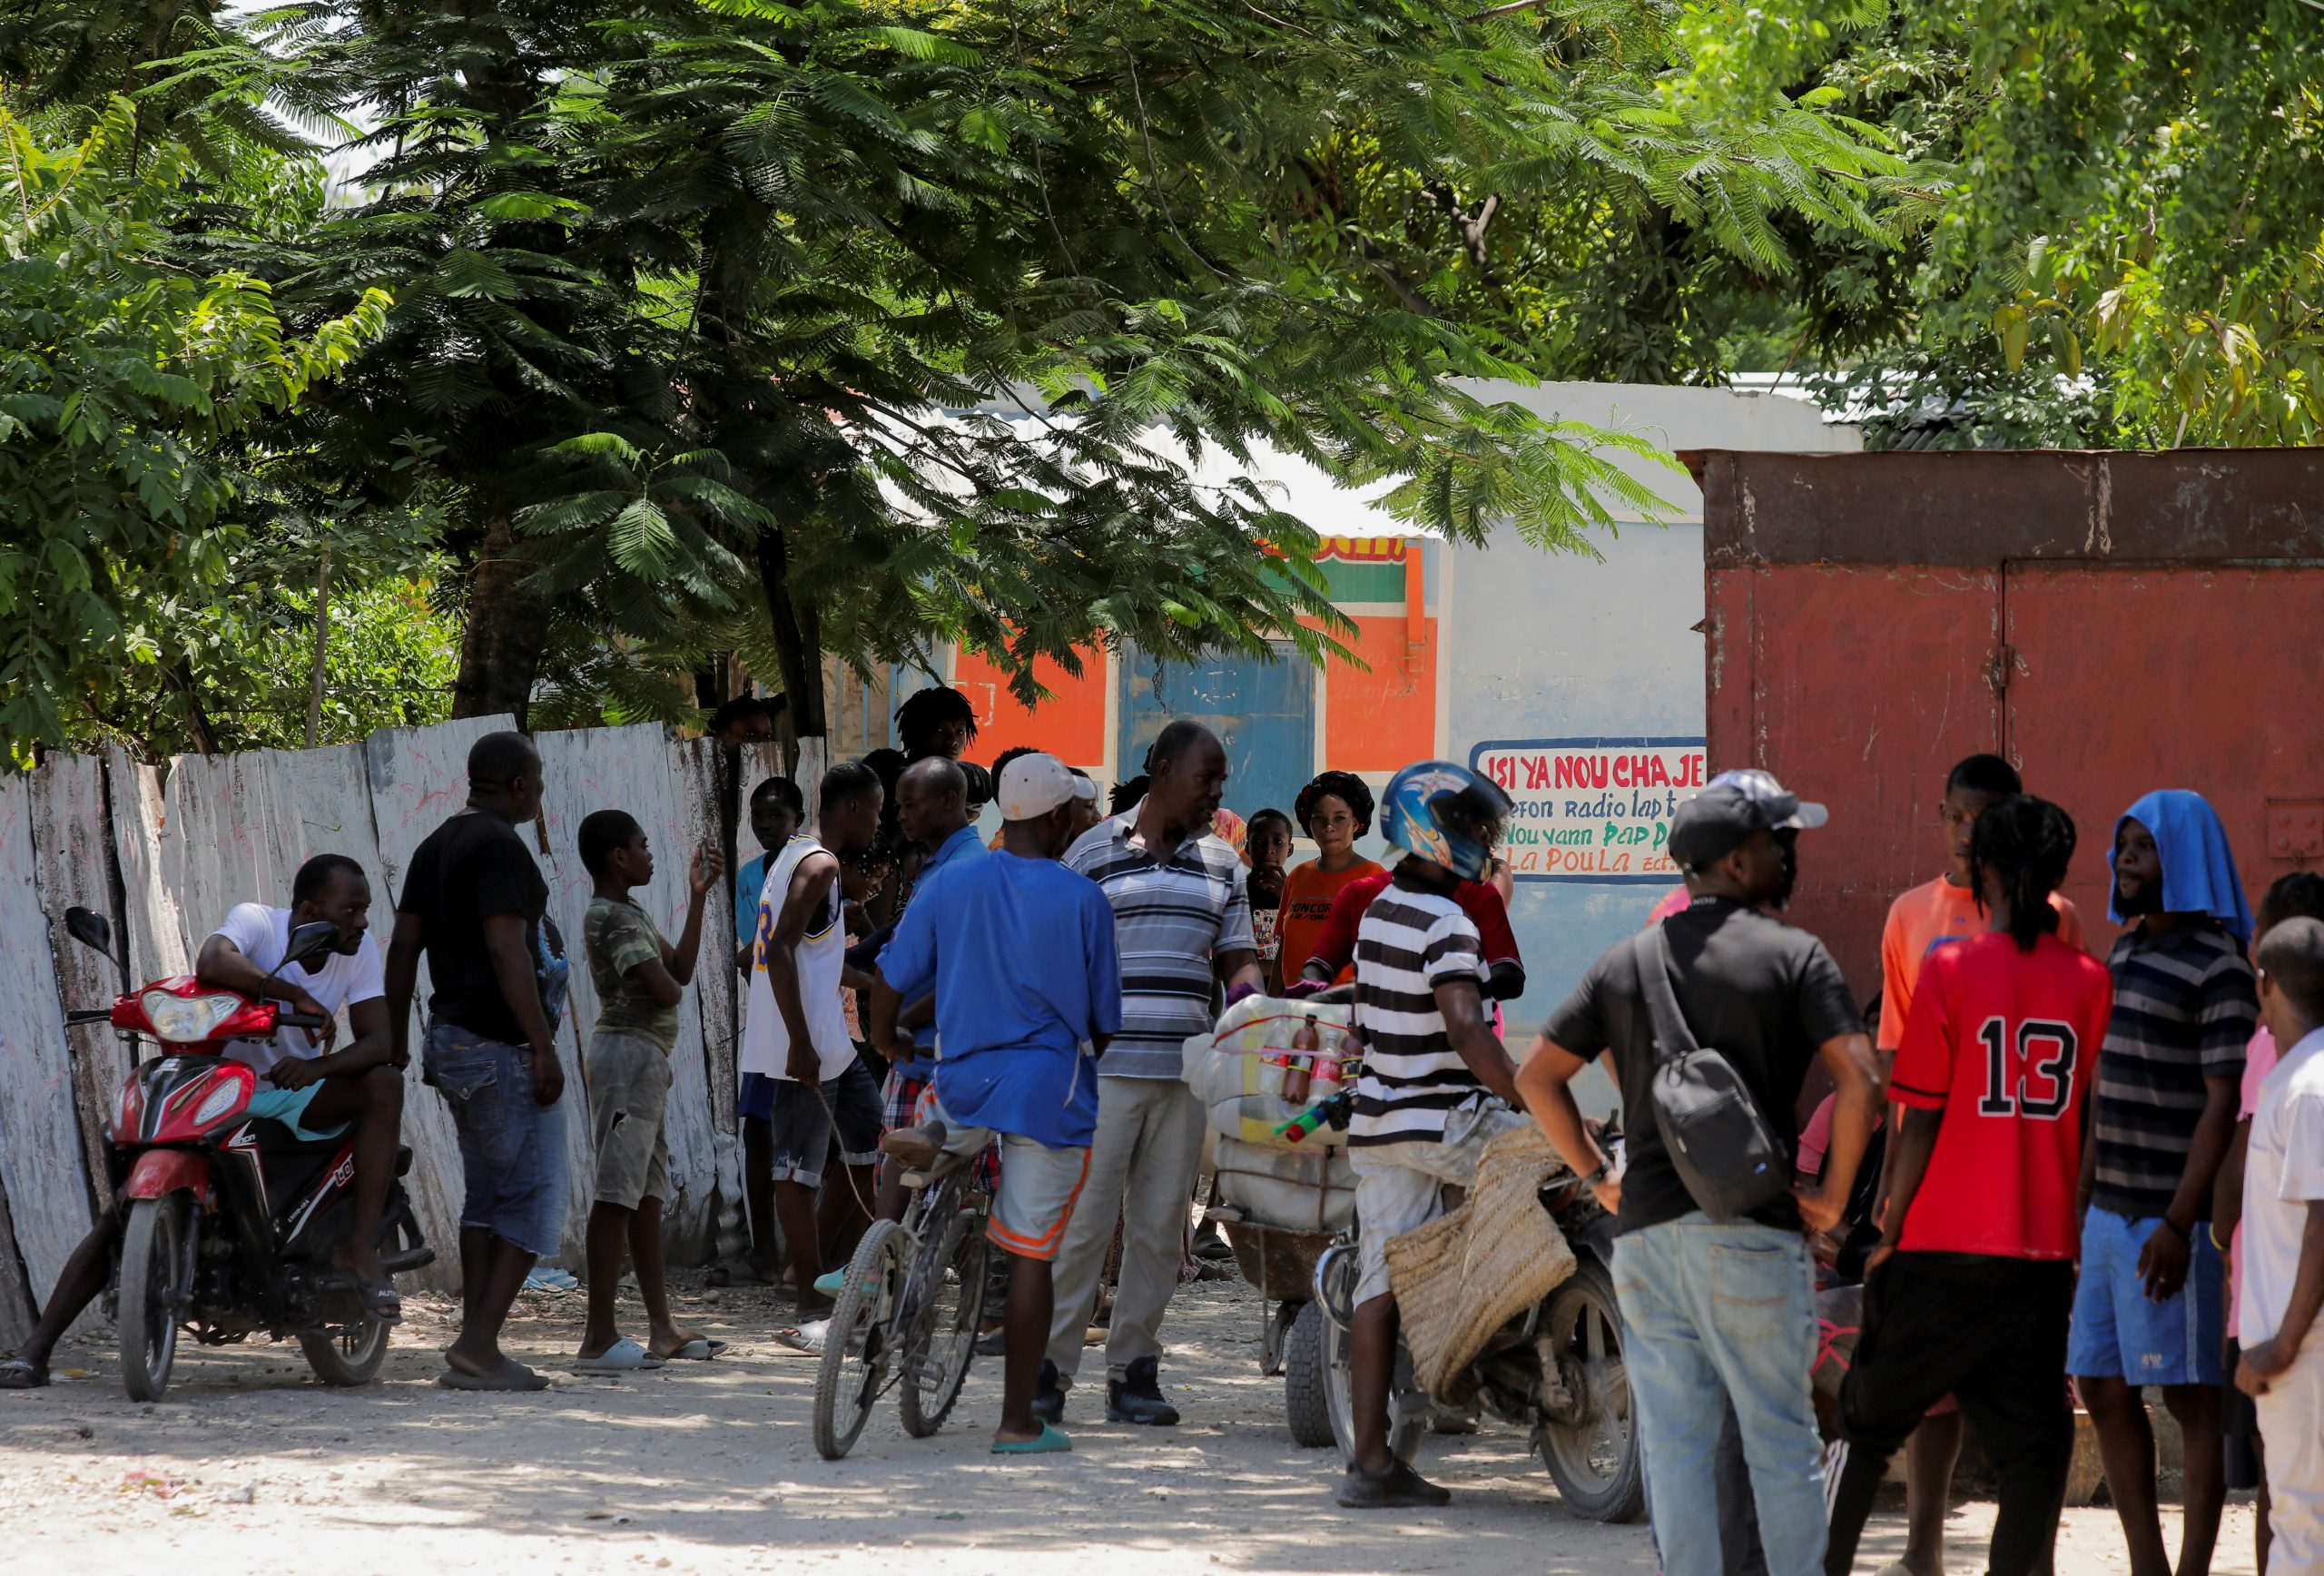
[1696,448,2324,991]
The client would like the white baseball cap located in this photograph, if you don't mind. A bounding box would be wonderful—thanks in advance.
[999,752,1078,820]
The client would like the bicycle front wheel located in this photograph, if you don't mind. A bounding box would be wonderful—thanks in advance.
[900,1197,990,1438]
[814,1219,907,1460]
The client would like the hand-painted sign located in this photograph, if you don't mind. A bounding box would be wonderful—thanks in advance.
[1470,737,1709,884]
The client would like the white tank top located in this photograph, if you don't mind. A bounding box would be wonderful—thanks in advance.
[739,834,854,1082]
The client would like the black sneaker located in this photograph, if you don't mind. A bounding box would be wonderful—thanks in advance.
[1105,1355,1180,1425]
[1031,1359,1067,1423]
[1335,1459,1452,1510]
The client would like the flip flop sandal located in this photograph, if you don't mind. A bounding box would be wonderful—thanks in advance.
[573,1338,665,1374]
[0,1356,51,1390]
[357,1279,404,1325]
[812,1269,847,1297]
[665,1338,728,1361]
[991,1422,1072,1454]
[770,1321,830,1355]
[438,1359,553,1392]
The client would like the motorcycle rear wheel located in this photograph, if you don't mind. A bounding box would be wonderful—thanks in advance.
[299,1316,389,1386]
[119,1194,195,1403]
[1320,1303,1426,1468]
[1535,1257,1645,1522]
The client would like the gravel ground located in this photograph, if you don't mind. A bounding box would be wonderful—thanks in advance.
[0,1267,2258,1574]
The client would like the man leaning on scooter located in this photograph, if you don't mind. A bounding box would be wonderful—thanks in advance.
[0,852,407,1390]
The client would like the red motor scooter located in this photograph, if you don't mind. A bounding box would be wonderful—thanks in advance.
[61,906,433,1401]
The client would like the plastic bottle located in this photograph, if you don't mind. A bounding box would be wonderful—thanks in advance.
[1280,1017,1318,1105]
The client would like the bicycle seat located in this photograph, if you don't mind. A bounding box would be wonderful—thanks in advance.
[901,1147,975,1190]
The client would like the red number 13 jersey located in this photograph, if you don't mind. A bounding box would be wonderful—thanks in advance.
[1892,931,2114,1258]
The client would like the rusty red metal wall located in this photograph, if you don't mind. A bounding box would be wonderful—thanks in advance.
[1691,448,2324,996]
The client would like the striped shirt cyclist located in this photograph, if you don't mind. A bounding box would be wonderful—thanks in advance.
[1348,880,1490,1147]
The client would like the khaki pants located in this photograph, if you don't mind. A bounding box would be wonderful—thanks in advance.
[1044,1075,1206,1384]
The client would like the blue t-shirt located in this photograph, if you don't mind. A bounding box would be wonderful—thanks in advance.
[877,850,1122,1148]
[734,853,769,948]
[890,824,991,1081]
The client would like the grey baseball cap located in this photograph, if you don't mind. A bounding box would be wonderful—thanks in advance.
[1668,770,1829,870]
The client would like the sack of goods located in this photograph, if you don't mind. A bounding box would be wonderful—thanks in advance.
[1179,992,1360,1150]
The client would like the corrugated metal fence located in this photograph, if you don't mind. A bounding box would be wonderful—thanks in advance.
[0,716,788,1344]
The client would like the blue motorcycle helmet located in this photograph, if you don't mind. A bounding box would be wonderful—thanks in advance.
[1381,761,1513,882]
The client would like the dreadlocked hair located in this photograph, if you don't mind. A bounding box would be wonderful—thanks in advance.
[1968,794,2078,952]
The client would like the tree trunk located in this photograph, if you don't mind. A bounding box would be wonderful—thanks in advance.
[452,515,552,725]
[753,527,827,744]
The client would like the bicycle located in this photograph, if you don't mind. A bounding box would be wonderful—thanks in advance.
[812,1143,991,1459]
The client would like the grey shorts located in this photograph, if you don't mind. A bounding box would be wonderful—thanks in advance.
[586,1029,673,1210]
[425,1021,569,1258]
[928,1094,1089,1263]
[1348,1103,1525,1305]
[742,1054,879,1170]
[763,1078,837,1188]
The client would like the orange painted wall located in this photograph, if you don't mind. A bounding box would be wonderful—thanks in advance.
[945,544,1438,776]
[948,646,1108,769]
[1307,613,1437,772]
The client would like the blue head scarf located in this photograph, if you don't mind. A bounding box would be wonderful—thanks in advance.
[2111,790,2254,945]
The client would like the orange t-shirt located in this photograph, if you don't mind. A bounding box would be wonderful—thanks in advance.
[1876,876,2085,1049]
[1276,858,1385,985]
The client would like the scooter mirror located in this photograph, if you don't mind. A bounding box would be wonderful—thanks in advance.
[282,921,341,967]
[64,906,113,958]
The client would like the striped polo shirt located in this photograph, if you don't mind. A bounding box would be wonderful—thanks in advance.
[2089,919,2255,1219]
[1064,813,1255,1079]
[1348,882,1488,1148]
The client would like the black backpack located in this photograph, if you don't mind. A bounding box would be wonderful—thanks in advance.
[1631,928,1791,1222]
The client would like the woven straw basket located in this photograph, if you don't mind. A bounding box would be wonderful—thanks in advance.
[1384,1122,1579,1403]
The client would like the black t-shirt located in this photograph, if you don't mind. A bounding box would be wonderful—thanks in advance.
[399,808,550,1046]
[1543,896,1861,1236]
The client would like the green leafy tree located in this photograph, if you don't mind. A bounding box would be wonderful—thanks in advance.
[1682,0,2324,448]
[0,98,388,760]
[253,0,1922,737]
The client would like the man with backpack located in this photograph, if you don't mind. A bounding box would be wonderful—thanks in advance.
[1517,770,1880,1576]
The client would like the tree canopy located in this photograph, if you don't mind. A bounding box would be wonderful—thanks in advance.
[8,0,2317,762]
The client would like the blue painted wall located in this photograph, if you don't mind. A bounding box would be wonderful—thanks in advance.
[1120,642,1316,815]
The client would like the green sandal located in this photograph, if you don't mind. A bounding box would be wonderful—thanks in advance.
[990,1421,1072,1454]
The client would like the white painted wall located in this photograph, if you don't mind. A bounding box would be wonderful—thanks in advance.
[1439,384,1859,1083]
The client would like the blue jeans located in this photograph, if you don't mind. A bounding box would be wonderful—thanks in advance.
[425,1022,568,1258]
[1613,1214,1826,1576]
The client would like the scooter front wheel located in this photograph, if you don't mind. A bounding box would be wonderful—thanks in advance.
[119,1194,195,1402]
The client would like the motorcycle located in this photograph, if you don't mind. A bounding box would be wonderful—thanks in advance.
[60,906,433,1401]
[1307,1123,1645,1522]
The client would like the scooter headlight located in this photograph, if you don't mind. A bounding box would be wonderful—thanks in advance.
[192,1077,247,1128]
[141,990,241,1044]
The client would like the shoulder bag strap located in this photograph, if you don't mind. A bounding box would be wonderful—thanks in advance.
[1630,926,1701,1069]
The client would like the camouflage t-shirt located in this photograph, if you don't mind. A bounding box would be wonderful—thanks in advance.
[585,897,676,1051]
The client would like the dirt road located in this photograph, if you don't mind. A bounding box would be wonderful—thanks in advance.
[0,1270,2257,1574]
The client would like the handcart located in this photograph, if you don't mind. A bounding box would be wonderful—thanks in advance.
[1181,991,1359,1448]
